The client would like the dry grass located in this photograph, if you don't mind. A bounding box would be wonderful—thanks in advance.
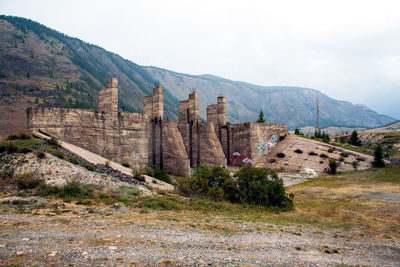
[2,164,399,239]
[117,166,400,238]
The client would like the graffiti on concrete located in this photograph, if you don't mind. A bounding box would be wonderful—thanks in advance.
[256,135,278,155]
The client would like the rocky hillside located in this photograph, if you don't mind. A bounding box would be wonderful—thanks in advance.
[145,67,395,129]
[0,16,179,136]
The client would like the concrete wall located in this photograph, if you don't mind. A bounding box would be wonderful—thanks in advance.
[143,85,163,119]
[27,78,189,174]
[27,107,152,168]
[178,122,226,167]
[161,120,190,175]
[178,91,198,124]
[219,122,287,166]
[27,78,288,174]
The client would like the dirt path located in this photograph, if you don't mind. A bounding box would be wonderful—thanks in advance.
[0,211,399,266]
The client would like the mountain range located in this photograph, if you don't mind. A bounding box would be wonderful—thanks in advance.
[0,15,395,136]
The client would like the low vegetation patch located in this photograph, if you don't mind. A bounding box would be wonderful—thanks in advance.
[176,164,293,210]
[132,165,171,184]
[16,171,43,189]
[294,149,303,154]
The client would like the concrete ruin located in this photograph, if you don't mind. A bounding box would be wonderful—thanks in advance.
[27,78,288,175]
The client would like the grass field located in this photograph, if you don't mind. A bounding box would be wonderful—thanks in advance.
[114,166,400,238]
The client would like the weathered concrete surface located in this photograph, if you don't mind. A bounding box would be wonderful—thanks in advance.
[258,135,374,173]
[32,131,173,192]
[27,78,289,175]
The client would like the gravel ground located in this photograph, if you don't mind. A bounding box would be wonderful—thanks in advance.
[0,210,399,266]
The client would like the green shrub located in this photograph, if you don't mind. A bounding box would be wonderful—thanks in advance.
[16,172,43,189]
[68,157,79,165]
[328,147,335,153]
[177,164,293,210]
[340,152,350,158]
[319,153,328,159]
[38,179,93,200]
[153,167,171,184]
[294,149,303,154]
[132,168,146,182]
[46,137,60,147]
[83,163,95,171]
[177,164,236,201]
[339,157,344,162]
[234,166,293,209]
[0,142,18,154]
[308,151,318,156]
[328,159,338,175]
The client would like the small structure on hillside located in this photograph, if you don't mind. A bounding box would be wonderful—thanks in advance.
[27,78,288,175]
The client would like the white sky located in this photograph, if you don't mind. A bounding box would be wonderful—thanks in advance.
[1,0,400,118]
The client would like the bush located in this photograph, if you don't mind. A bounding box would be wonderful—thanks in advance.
[356,157,365,162]
[135,165,171,184]
[153,168,171,184]
[294,149,303,154]
[234,166,293,209]
[327,147,335,153]
[16,172,43,189]
[339,157,344,162]
[0,142,19,154]
[38,179,93,200]
[46,137,60,147]
[122,162,130,168]
[7,133,31,140]
[340,152,350,158]
[319,153,328,159]
[268,158,276,163]
[328,159,338,175]
[83,163,95,171]
[308,151,318,156]
[35,151,46,159]
[276,152,285,158]
[132,168,146,182]
[68,157,79,165]
[176,164,293,210]
[19,147,32,154]
[177,164,234,201]
[279,135,286,141]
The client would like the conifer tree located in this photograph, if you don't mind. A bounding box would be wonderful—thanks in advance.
[372,145,385,168]
[350,130,362,146]
[256,109,265,123]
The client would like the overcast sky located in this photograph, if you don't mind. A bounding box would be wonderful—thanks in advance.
[1,0,400,119]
